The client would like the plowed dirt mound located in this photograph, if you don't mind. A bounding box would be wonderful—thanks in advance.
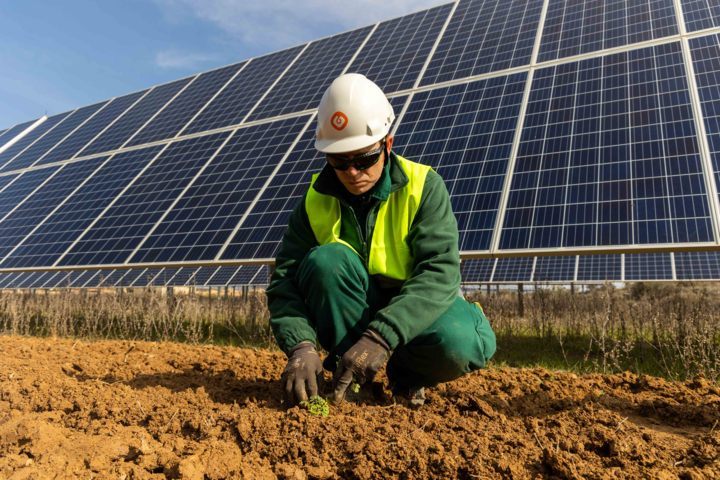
[0,335,718,479]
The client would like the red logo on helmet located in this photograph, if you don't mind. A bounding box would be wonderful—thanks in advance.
[330,111,349,131]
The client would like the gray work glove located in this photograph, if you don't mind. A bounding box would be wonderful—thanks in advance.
[333,329,391,403]
[281,341,323,406]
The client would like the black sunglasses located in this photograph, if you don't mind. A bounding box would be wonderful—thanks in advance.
[326,141,385,171]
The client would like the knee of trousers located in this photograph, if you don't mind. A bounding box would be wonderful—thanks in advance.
[424,300,496,376]
[296,243,367,291]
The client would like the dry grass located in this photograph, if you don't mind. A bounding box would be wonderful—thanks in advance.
[0,282,718,382]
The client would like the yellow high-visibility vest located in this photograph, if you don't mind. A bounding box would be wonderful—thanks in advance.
[305,155,430,281]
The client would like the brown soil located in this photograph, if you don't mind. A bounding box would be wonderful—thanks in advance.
[0,335,718,479]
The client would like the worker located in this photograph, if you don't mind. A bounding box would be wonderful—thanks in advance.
[267,73,496,407]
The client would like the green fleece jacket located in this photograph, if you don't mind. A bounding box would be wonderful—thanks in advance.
[267,152,461,353]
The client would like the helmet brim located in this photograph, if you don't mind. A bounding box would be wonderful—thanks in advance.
[315,132,387,154]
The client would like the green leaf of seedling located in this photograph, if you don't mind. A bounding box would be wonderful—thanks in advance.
[300,395,330,417]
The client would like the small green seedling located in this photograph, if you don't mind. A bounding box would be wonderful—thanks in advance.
[300,395,330,417]
[350,382,361,394]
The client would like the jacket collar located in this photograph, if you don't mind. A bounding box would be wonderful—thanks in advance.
[312,151,409,201]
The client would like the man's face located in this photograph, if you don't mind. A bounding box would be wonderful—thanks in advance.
[328,135,394,196]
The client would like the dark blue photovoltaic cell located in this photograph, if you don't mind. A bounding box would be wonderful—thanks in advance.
[184,48,302,135]
[395,74,526,251]
[95,269,124,287]
[250,265,270,285]
[577,254,621,280]
[17,271,44,289]
[130,115,309,264]
[79,78,191,157]
[460,258,495,282]
[248,27,373,121]
[0,119,40,148]
[150,268,179,286]
[6,103,108,171]
[675,251,720,279]
[493,257,533,282]
[38,271,63,288]
[127,64,244,147]
[625,253,672,280]
[220,128,320,260]
[534,256,576,281]
[0,272,23,288]
[0,158,104,262]
[166,267,199,286]
[230,265,262,285]
[538,0,678,62]
[207,266,239,286]
[221,96,407,261]
[33,91,147,167]
[189,266,219,286]
[0,174,20,193]
[115,269,143,287]
[0,112,72,169]
[689,34,720,206]
[501,43,711,250]
[349,4,453,93]
[130,268,163,287]
[2,146,162,268]
[64,270,96,287]
[59,132,229,266]
[682,0,720,32]
[420,0,543,86]
[0,167,59,220]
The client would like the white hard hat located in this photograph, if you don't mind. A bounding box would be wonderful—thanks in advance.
[315,73,395,154]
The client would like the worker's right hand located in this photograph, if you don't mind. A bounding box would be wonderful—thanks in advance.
[281,341,323,406]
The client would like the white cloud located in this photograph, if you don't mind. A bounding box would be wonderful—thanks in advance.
[154,0,451,51]
[155,50,222,69]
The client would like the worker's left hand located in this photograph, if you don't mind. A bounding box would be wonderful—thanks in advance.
[333,329,391,402]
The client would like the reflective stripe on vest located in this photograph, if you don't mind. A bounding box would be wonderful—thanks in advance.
[305,155,430,280]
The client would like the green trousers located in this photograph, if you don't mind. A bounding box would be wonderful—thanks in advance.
[296,243,496,388]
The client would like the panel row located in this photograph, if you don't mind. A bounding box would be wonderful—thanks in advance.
[0,265,270,289]
[462,251,720,282]
[1,35,720,268]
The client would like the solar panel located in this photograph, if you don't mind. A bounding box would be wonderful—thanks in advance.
[3,147,163,268]
[625,252,673,280]
[460,258,495,282]
[166,267,199,286]
[0,158,105,261]
[59,133,230,266]
[500,42,712,250]
[493,257,534,282]
[130,268,163,287]
[130,115,310,264]
[207,266,239,286]
[0,112,73,169]
[126,64,244,147]
[1,272,25,288]
[251,265,271,286]
[689,34,720,207]
[187,266,217,286]
[675,251,720,279]
[0,174,21,193]
[0,119,41,149]
[577,254,622,280]
[78,78,192,157]
[395,74,526,252]
[96,269,123,287]
[116,269,144,287]
[66,270,97,288]
[349,3,453,93]
[538,0,678,62]
[32,90,148,167]
[682,0,720,32]
[248,27,374,121]
[17,271,44,289]
[0,167,60,221]
[183,48,302,135]
[5,102,108,171]
[533,255,576,281]
[229,265,262,286]
[420,0,543,86]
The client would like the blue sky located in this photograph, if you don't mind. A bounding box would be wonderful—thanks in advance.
[0,0,448,129]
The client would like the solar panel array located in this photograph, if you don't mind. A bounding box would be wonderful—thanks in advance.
[1,0,720,287]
